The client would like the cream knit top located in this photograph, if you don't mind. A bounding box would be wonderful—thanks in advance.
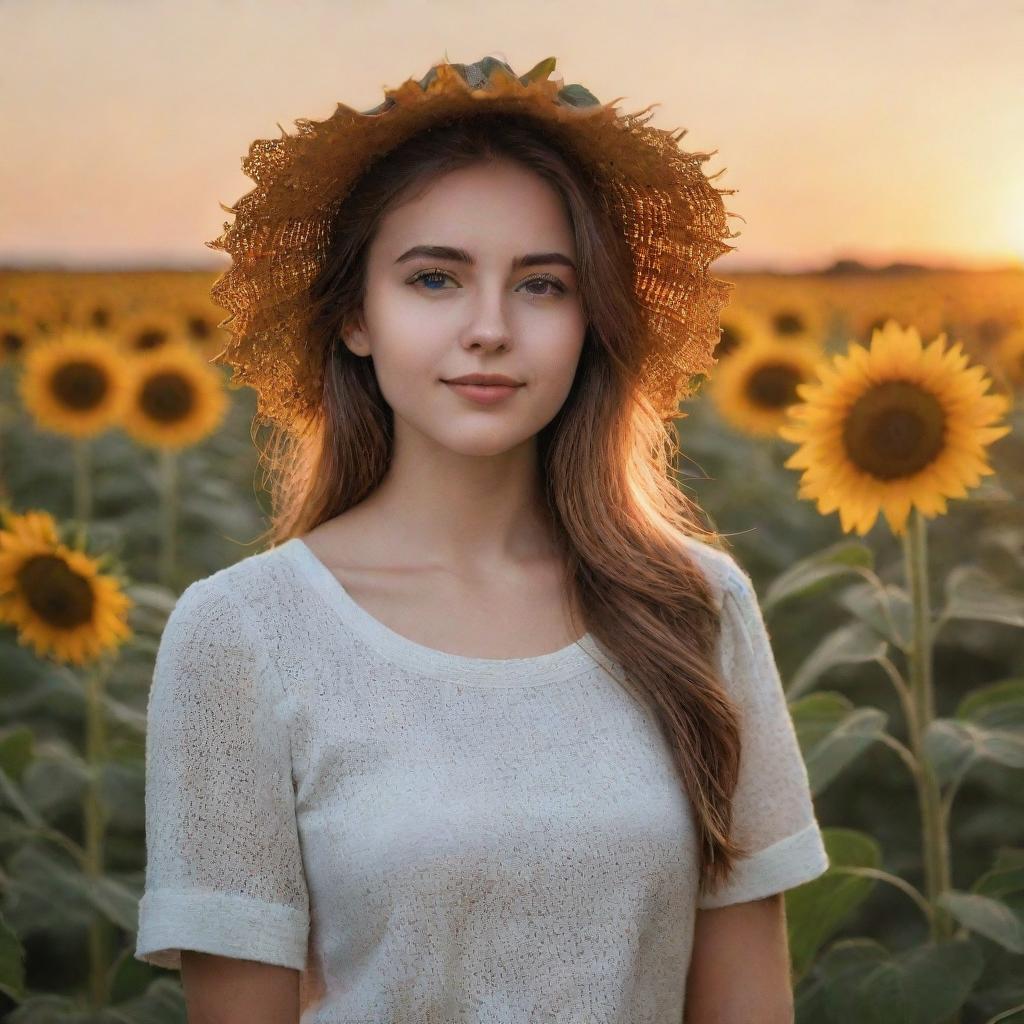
[134,533,829,1021]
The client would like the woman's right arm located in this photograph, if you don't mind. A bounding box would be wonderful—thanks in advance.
[181,952,300,1024]
[134,577,312,997]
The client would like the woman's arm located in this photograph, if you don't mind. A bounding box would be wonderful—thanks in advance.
[181,951,300,1024]
[684,893,795,1024]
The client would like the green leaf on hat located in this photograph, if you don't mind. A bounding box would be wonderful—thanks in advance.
[558,83,601,108]
[457,56,517,88]
[519,57,557,85]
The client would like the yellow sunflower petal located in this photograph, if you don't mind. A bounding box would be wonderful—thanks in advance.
[777,322,1010,536]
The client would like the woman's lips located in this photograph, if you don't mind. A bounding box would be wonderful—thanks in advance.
[444,382,522,405]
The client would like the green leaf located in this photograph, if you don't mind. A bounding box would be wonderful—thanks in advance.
[939,891,1024,953]
[924,719,1024,786]
[981,1003,1024,1024]
[796,938,889,1023]
[788,621,889,699]
[837,580,913,651]
[0,728,34,784]
[787,828,881,980]
[973,847,1024,901]
[557,83,600,107]
[21,741,91,818]
[956,679,1024,728]
[1,847,142,938]
[87,875,140,933]
[106,946,159,1004]
[762,540,875,614]
[937,565,1024,635]
[3,993,135,1022]
[791,692,889,795]
[0,811,37,849]
[112,976,187,1019]
[102,694,147,735]
[0,768,44,830]
[123,581,178,637]
[518,57,557,85]
[796,936,983,1023]
[0,911,26,1002]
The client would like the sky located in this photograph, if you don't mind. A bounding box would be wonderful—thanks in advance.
[2,0,1023,273]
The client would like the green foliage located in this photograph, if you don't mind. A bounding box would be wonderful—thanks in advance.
[796,937,985,1024]
[0,277,1022,1020]
[681,337,1024,1023]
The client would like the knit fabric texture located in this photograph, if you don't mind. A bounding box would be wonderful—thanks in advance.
[134,533,829,1021]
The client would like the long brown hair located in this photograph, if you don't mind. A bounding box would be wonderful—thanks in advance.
[251,110,747,898]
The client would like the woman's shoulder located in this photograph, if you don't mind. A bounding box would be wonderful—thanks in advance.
[167,541,299,634]
[155,542,306,703]
[673,530,750,608]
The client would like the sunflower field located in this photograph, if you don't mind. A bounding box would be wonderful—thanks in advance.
[0,266,1021,1023]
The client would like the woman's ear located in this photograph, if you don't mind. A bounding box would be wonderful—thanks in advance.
[341,315,371,357]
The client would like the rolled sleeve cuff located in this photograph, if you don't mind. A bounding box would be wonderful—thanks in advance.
[696,821,830,910]
[134,889,308,971]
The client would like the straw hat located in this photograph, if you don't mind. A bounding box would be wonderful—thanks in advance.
[206,55,741,433]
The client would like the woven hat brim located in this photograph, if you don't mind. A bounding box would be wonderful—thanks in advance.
[206,59,740,432]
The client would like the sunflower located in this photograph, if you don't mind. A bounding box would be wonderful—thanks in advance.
[0,313,38,364]
[68,288,126,333]
[716,306,765,360]
[19,329,131,438]
[846,289,947,347]
[122,342,229,449]
[764,289,829,345]
[179,303,220,345]
[709,335,824,437]
[0,507,133,665]
[116,310,184,353]
[777,320,1012,536]
[990,325,1024,392]
[973,314,1018,351]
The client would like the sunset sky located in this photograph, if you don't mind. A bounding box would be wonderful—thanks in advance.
[2,0,1022,273]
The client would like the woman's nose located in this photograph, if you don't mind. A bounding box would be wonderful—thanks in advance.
[462,285,513,350]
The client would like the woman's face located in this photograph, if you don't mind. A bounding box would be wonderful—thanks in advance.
[343,157,588,457]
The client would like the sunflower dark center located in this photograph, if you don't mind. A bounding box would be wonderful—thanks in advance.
[16,554,95,630]
[134,328,168,351]
[773,311,805,336]
[746,362,804,409]
[976,317,1007,347]
[50,360,109,410]
[842,379,946,480]
[2,331,25,354]
[90,307,111,329]
[716,326,740,359]
[187,316,211,339]
[140,372,196,422]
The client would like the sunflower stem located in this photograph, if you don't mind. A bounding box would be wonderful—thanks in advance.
[158,446,178,589]
[900,509,956,956]
[72,437,92,549]
[82,655,112,1009]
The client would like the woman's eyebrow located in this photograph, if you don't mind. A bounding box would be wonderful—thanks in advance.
[394,244,576,271]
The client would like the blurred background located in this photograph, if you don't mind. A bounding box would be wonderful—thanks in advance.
[0,2,1022,1023]
[3,0,1023,273]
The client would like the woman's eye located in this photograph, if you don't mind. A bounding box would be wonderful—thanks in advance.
[521,276,567,296]
[407,269,567,296]
[409,269,454,291]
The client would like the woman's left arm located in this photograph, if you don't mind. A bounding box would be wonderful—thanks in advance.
[684,894,794,1024]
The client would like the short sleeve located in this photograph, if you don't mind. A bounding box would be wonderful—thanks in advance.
[696,568,830,909]
[134,576,310,970]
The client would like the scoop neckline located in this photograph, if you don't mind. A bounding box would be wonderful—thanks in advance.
[281,536,601,687]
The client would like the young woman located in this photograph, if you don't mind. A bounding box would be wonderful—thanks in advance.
[134,55,829,1023]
